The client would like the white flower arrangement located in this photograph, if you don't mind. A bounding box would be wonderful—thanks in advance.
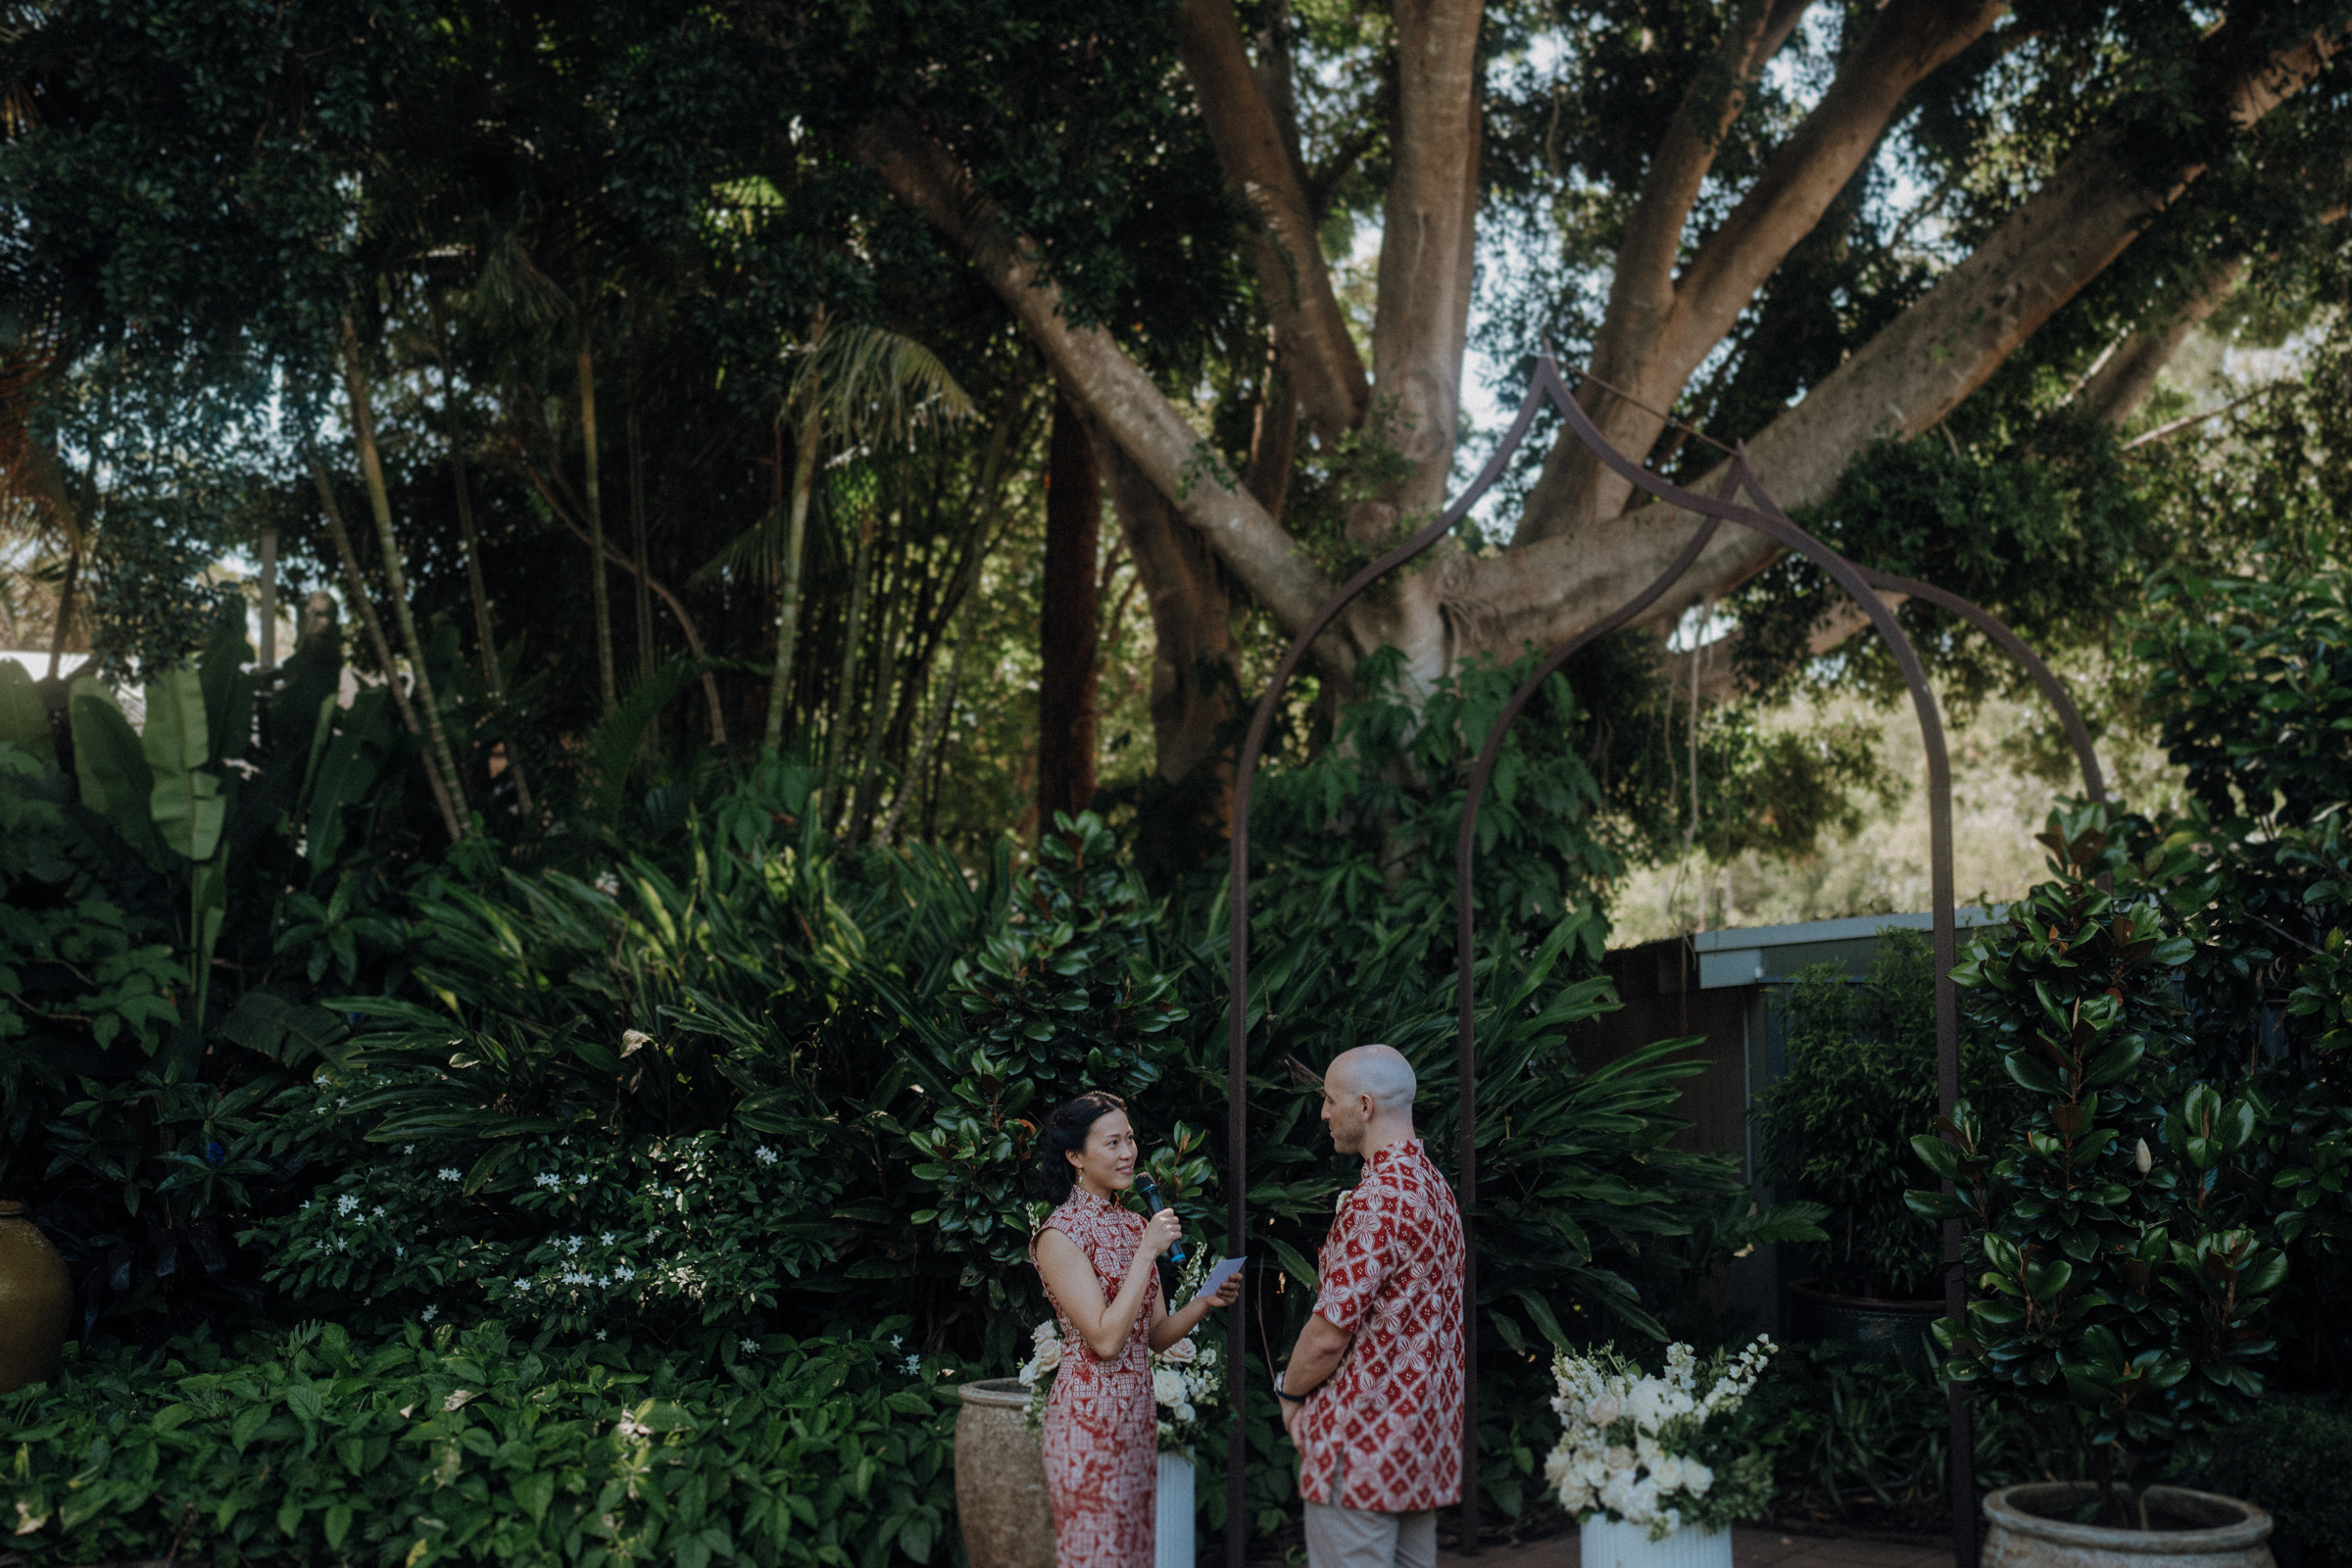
[1018,1251,1224,1454]
[1544,1336,1778,1541]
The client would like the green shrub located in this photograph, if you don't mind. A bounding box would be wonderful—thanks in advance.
[2193,1394,2352,1567]
[0,1318,957,1568]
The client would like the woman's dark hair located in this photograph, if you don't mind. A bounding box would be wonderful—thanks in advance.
[1035,1091,1128,1205]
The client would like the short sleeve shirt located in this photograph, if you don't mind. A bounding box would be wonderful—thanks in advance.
[1295,1136,1465,1513]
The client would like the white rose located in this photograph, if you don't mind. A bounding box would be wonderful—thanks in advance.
[1163,1337,1198,1364]
[1176,1401,1196,1424]
[1032,1320,1060,1346]
[1603,1446,1636,1472]
[1684,1458,1713,1495]
[1584,1393,1621,1428]
[1032,1339,1062,1375]
[1153,1368,1187,1408]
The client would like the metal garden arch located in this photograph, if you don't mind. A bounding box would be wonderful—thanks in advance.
[1222,351,2104,1568]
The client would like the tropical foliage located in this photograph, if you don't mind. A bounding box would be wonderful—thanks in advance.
[0,1318,958,1568]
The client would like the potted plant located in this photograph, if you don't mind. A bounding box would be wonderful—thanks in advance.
[1018,1249,1227,1568]
[1908,806,2286,1564]
[1542,1336,1779,1567]
[1754,930,1973,1368]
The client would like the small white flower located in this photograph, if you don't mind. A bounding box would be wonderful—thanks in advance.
[902,1353,922,1375]
[420,1305,438,1322]
[514,1278,531,1292]
[336,1195,360,1216]
[740,1338,760,1356]
[574,1174,589,1187]
[600,1232,614,1245]
[395,1246,406,1257]
[596,1329,608,1341]
[370,1205,385,1218]
[403,1145,415,1154]
[566,1236,585,1253]
[333,1237,348,1251]
[535,1173,561,1190]
[439,1168,462,1182]
[300,1200,312,1211]
[755,1146,779,1166]
[594,871,621,897]
[890,1335,904,1349]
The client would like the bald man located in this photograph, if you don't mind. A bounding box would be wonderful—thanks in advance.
[1274,1045,1465,1568]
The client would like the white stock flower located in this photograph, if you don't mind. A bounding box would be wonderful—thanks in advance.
[1584,1393,1621,1428]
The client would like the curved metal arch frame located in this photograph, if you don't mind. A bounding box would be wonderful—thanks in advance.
[1222,351,2103,1568]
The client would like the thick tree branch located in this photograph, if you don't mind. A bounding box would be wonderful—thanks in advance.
[1471,18,2347,659]
[851,111,1347,659]
[1371,0,1488,518]
[1521,0,2005,542]
[2076,257,2246,426]
[1180,0,1368,439]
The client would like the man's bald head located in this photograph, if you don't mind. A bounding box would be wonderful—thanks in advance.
[1320,1044,1418,1154]
[1328,1045,1416,1113]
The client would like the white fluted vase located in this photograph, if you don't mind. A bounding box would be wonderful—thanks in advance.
[1154,1450,1195,1568]
[1579,1515,1733,1568]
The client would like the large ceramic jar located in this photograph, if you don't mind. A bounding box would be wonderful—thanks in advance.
[1784,1278,1943,1375]
[1580,1514,1733,1568]
[1984,1483,2275,1568]
[955,1378,1054,1568]
[0,1200,72,1395]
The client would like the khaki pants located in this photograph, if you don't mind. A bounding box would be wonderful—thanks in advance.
[1302,1501,1437,1568]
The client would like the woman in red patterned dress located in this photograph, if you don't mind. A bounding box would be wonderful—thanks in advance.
[1031,1092,1241,1568]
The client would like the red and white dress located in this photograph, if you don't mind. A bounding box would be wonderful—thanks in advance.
[1034,1186,1162,1568]
[1295,1135,1466,1514]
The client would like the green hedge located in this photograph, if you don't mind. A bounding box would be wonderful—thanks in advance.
[2195,1394,2352,1568]
[0,1320,957,1568]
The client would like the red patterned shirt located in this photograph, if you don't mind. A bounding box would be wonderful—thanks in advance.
[1295,1136,1465,1513]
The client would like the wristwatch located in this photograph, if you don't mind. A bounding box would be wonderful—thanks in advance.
[1274,1375,1307,1403]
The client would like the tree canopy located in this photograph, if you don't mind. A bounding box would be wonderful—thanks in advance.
[1,0,2348,861]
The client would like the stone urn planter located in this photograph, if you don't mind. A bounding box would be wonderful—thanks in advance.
[956,1378,1053,1568]
[1984,1483,2275,1568]
[0,1200,72,1395]
[1784,1278,1942,1374]
[1580,1515,1733,1568]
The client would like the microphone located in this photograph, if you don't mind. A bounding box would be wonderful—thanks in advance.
[1136,1174,1189,1265]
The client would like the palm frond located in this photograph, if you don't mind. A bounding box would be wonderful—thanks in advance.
[790,321,975,448]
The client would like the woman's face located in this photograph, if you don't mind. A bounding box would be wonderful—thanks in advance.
[1067,1109,1138,1195]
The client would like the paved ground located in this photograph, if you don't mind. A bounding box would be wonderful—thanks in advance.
[1438,1529,1956,1568]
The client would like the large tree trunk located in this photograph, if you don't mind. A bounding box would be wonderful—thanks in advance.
[2077,257,2247,427]
[1367,0,1486,523]
[1038,387,1102,826]
[1101,437,1235,791]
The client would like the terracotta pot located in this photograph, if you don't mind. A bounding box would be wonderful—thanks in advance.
[1785,1278,1942,1373]
[0,1200,73,1395]
[1984,1483,2274,1568]
[956,1378,1054,1568]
